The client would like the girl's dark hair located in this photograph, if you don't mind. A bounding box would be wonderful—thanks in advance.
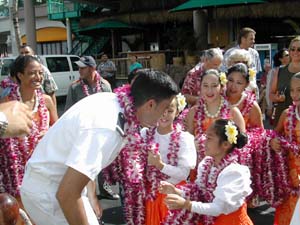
[11,55,40,84]
[202,69,225,86]
[131,69,179,107]
[273,48,288,67]
[227,63,249,83]
[212,119,248,152]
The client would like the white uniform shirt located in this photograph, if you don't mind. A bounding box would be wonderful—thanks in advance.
[154,129,197,184]
[191,162,252,216]
[26,92,124,182]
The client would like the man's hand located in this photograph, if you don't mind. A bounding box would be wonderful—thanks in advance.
[0,101,32,138]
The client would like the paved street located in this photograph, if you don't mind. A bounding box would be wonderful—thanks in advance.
[57,96,275,225]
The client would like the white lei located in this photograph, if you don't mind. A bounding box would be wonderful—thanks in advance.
[203,96,224,118]
[230,92,247,108]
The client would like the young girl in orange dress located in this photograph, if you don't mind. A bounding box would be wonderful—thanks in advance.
[159,119,253,225]
[0,55,57,225]
[145,93,196,225]
[270,72,300,225]
[185,69,245,181]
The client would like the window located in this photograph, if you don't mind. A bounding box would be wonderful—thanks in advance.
[1,59,14,77]
[70,56,80,71]
[46,57,69,72]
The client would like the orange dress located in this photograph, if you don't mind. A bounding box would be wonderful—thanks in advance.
[198,204,253,225]
[274,119,300,225]
[145,181,186,225]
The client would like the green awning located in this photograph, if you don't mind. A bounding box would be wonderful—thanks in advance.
[78,20,139,32]
[170,0,266,12]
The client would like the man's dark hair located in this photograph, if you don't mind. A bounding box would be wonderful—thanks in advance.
[130,69,179,107]
[238,27,256,44]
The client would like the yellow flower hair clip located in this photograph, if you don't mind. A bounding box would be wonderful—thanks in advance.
[248,68,256,82]
[225,121,238,144]
[176,93,187,112]
[219,72,228,86]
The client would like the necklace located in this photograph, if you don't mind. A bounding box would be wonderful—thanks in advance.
[146,124,181,200]
[230,92,247,108]
[80,71,102,96]
[0,88,49,197]
[203,96,224,118]
[17,87,38,112]
[163,151,240,225]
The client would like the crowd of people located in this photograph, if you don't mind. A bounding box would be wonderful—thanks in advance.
[0,27,299,225]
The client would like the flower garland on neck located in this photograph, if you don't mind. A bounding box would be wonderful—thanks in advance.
[194,96,230,162]
[146,123,181,200]
[0,87,48,197]
[114,84,149,225]
[163,150,240,225]
[80,71,102,96]
[248,104,299,207]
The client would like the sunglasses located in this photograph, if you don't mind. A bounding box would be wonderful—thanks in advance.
[290,47,300,52]
[283,54,289,57]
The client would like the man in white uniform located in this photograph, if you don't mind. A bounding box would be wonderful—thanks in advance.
[20,70,179,225]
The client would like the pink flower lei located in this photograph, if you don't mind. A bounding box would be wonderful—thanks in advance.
[0,87,48,197]
[247,105,299,207]
[163,150,240,225]
[194,96,230,162]
[80,71,102,96]
[113,84,149,225]
[146,123,181,200]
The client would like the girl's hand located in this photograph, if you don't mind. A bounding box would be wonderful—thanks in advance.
[159,181,176,194]
[164,194,186,210]
[270,138,281,152]
[148,152,164,170]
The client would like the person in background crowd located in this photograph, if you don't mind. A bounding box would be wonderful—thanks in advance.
[159,119,253,225]
[270,36,300,126]
[19,45,58,107]
[225,48,252,69]
[181,48,223,106]
[20,70,179,225]
[0,55,57,225]
[223,27,262,73]
[129,55,143,74]
[97,53,117,89]
[258,58,272,120]
[265,49,290,121]
[64,56,111,111]
[0,101,32,138]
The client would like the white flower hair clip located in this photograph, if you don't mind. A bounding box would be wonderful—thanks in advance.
[225,121,238,144]
[176,93,187,112]
[219,72,228,86]
[248,68,256,82]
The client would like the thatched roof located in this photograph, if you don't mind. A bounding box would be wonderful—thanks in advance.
[216,2,300,19]
[79,10,193,27]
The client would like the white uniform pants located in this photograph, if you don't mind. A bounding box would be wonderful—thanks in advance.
[20,166,98,225]
[290,198,300,225]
